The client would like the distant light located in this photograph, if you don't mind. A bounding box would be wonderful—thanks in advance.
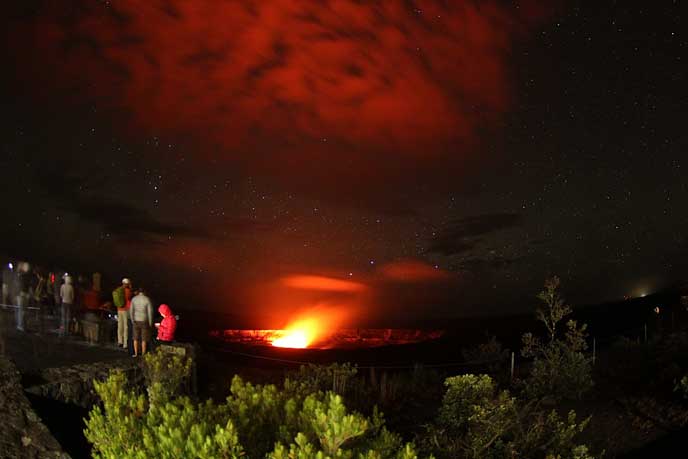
[8,263,13,270]
[640,293,647,297]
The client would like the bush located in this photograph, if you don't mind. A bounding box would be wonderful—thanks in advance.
[522,320,594,400]
[521,278,593,401]
[674,375,688,399]
[286,362,359,395]
[142,347,193,404]
[84,370,243,459]
[420,374,595,459]
[226,374,427,458]
[285,362,443,427]
[535,277,572,343]
[85,369,429,459]
[462,336,510,382]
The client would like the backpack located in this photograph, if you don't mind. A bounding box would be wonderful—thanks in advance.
[112,286,125,308]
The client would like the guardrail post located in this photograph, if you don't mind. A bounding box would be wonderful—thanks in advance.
[510,352,515,381]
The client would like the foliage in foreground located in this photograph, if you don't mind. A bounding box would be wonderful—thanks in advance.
[84,350,427,459]
[142,347,193,404]
[288,360,444,431]
[521,277,594,400]
[462,335,510,383]
[675,375,688,399]
[419,374,595,459]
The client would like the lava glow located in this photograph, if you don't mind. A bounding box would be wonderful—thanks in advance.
[270,316,326,349]
[271,330,309,348]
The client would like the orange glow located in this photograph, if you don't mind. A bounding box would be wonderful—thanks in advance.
[280,275,367,292]
[215,327,445,349]
[271,317,321,348]
[271,330,309,348]
[269,305,353,348]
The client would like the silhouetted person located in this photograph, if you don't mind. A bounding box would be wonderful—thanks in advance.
[653,306,663,339]
[1,262,12,306]
[52,271,64,314]
[59,275,74,337]
[32,270,46,333]
[113,278,133,349]
[15,262,31,331]
[130,288,153,356]
[46,272,57,316]
[32,270,46,308]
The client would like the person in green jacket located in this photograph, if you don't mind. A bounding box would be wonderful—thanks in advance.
[113,278,132,349]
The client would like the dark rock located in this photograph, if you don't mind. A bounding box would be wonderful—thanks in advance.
[0,356,70,459]
[25,359,141,408]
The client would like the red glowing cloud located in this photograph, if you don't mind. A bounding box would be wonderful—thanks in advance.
[10,1,550,168]
[379,259,452,282]
[280,275,367,292]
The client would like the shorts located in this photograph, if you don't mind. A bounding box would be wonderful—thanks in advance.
[133,321,152,341]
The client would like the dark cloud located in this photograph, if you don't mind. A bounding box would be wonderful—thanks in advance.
[74,201,211,240]
[34,167,272,244]
[429,213,523,255]
[429,238,479,257]
[441,213,523,239]
[453,255,524,272]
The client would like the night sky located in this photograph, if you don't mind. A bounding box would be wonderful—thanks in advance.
[1,1,685,323]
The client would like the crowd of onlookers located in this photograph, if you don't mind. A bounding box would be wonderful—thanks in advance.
[112,277,177,356]
[1,259,177,356]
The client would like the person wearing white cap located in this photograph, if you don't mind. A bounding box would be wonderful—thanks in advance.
[112,278,133,349]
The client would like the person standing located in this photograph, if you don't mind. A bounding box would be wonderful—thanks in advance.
[33,270,46,308]
[45,272,55,316]
[113,278,133,349]
[32,270,46,333]
[16,262,31,332]
[92,272,102,292]
[59,275,75,337]
[52,272,63,315]
[130,288,153,357]
[1,262,12,306]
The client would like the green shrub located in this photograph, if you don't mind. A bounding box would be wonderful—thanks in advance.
[286,362,359,395]
[421,374,595,459]
[84,370,243,459]
[521,278,593,401]
[535,277,572,343]
[674,375,688,399]
[142,347,192,404]
[522,320,594,400]
[85,370,429,459]
[462,336,510,382]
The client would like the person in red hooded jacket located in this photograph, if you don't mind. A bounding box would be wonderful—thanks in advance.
[155,304,177,342]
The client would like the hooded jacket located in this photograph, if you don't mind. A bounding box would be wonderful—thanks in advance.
[157,304,177,341]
